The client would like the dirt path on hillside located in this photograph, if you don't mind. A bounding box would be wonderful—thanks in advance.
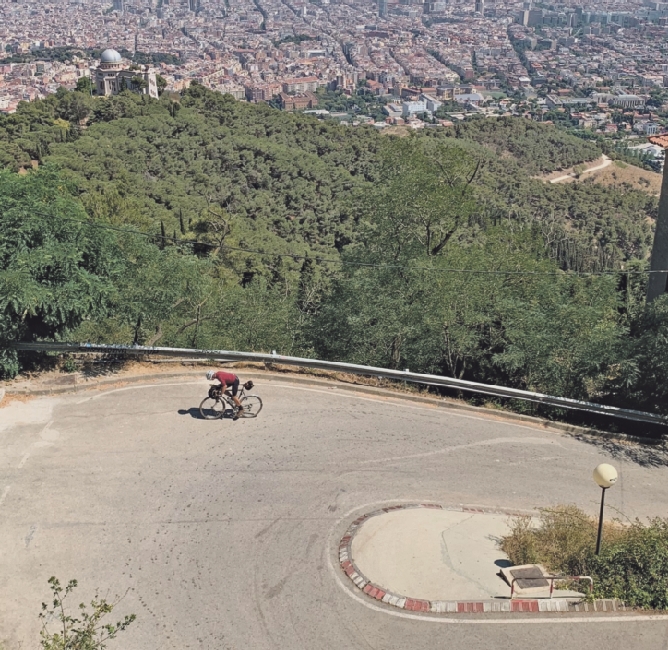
[547,155,612,184]
[539,156,661,194]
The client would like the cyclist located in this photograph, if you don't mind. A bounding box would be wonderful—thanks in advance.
[206,370,250,420]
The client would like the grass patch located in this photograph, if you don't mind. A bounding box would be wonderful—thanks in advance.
[614,160,628,169]
[500,505,668,609]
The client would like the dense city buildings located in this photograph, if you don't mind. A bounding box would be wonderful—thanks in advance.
[1,0,668,152]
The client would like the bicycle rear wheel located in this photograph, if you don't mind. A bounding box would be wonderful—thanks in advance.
[240,395,263,418]
[199,396,225,420]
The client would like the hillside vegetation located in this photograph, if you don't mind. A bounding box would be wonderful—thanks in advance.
[581,161,662,196]
[445,117,601,175]
[1,85,666,421]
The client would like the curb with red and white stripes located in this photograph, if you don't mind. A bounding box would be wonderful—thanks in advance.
[339,503,626,615]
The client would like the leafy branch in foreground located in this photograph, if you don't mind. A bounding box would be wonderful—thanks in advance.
[39,577,136,650]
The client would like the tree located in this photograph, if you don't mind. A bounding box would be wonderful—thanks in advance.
[156,74,167,96]
[0,167,121,378]
[313,225,625,399]
[611,296,668,415]
[75,76,93,95]
[179,208,186,235]
[446,116,600,173]
[57,91,93,123]
[0,141,31,171]
[130,76,147,91]
[358,138,481,259]
[39,577,136,650]
[434,101,461,117]
[491,271,624,399]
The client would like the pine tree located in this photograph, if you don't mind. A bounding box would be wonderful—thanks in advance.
[298,255,317,316]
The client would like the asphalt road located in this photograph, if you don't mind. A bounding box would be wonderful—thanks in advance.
[2,376,668,650]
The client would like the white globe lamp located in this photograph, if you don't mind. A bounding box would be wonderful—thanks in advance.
[593,463,618,489]
[593,463,617,555]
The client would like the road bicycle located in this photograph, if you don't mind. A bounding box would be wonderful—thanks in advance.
[199,384,263,420]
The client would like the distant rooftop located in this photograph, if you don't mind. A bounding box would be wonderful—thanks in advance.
[649,135,668,149]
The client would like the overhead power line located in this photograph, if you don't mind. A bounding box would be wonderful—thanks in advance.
[12,211,667,277]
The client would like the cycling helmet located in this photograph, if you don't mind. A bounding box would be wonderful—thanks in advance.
[244,380,254,390]
[206,370,215,381]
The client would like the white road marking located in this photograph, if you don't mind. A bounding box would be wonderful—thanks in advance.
[326,501,667,625]
[74,379,609,441]
[17,452,31,469]
[359,437,563,465]
[17,420,55,469]
[76,381,203,403]
[262,383,581,437]
[39,420,59,442]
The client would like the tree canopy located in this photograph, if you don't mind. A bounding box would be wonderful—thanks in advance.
[0,87,666,422]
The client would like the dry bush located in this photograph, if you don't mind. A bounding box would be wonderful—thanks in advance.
[501,505,621,575]
[500,506,668,609]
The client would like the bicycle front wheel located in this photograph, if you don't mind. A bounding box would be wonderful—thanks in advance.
[199,396,225,420]
[240,395,263,418]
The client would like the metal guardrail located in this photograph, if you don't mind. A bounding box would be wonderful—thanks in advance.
[10,341,668,426]
[509,575,593,600]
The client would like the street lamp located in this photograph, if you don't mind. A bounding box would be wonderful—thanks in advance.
[592,463,618,556]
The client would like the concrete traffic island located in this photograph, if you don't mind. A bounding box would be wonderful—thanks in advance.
[339,504,623,614]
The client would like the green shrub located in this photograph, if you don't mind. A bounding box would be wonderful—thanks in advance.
[40,577,135,650]
[61,356,77,373]
[0,346,18,380]
[501,506,668,609]
[591,518,668,609]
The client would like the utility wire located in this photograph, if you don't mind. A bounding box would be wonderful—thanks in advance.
[12,211,668,277]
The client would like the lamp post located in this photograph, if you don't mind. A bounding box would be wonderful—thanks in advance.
[592,463,618,556]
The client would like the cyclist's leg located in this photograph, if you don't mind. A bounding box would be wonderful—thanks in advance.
[231,379,245,420]
[231,379,242,410]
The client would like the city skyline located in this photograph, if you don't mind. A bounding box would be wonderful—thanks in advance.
[0,0,666,142]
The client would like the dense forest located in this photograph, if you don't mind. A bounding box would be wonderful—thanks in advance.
[443,117,601,175]
[0,85,666,421]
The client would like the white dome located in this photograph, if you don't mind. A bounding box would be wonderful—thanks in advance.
[100,49,122,63]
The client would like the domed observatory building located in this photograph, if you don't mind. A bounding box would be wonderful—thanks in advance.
[94,48,159,99]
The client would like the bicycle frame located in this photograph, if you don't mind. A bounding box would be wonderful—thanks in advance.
[223,388,245,407]
[212,385,246,409]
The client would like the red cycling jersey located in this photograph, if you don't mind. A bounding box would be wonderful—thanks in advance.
[213,371,237,386]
